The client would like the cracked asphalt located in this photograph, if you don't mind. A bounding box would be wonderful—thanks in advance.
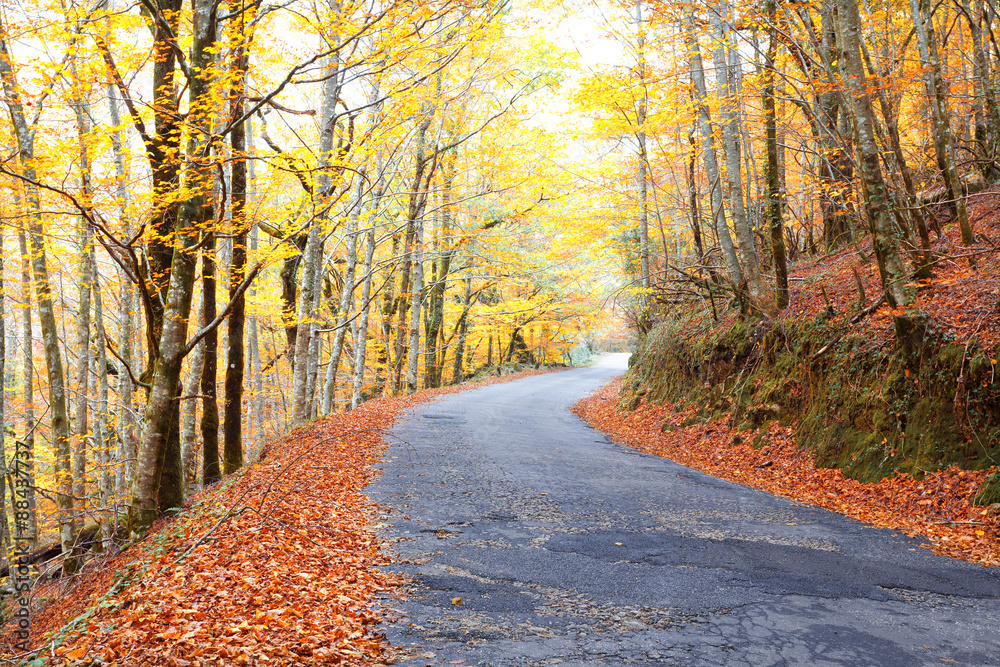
[369,354,1000,666]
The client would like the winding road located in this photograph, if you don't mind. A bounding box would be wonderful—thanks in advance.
[370,354,1000,666]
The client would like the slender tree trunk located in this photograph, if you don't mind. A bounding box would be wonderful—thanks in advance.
[201,236,221,484]
[292,22,343,423]
[376,233,399,398]
[321,182,364,414]
[291,228,320,425]
[837,0,921,342]
[107,80,136,497]
[0,22,76,573]
[859,38,933,277]
[304,248,324,419]
[180,307,205,492]
[911,0,974,247]
[72,155,93,528]
[686,125,706,263]
[764,0,788,309]
[393,106,435,394]
[223,16,252,472]
[0,231,8,570]
[406,215,425,394]
[392,222,415,394]
[16,230,36,547]
[350,193,380,410]
[91,249,113,548]
[248,225,263,441]
[68,44,97,524]
[451,277,472,384]
[424,157,454,389]
[635,0,650,300]
[813,1,853,248]
[683,11,743,286]
[710,2,763,304]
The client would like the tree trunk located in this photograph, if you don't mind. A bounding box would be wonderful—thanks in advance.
[107,81,137,498]
[710,2,763,304]
[451,278,472,384]
[424,154,454,389]
[0,231,8,572]
[16,230,37,548]
[223,20,252,472]
[635,0,650,301]
[321,183,364,414]
[0,21,76,573]
[91,249,113,550]
[350,169,382,410]
[72,226,92,524]
[815,1,853,249]
[910,0,974,248]
[290,228,320,425]
[683,11,743,286]
[837,0,921,340]
[860,35,933,277]
[304,247,325,419]
[180,296,205,492]
[201,236,221,484]
[406,215,425,394]
[128,0,219,537]
[763,0,788,309]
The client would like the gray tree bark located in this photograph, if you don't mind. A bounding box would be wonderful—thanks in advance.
[837,0,919,327]
[91,249,112,549]
[16,230,36,547]
[710,2,763,304]
[181,294,205,492]
[683,11,743,286]
[910,0,974,247]
[290,228,320,426]
[321,182,364,415]
[635,0,650,299]
[0,19,76,573]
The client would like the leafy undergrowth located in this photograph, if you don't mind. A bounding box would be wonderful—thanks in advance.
[574,379,1000,567]
[780,190,1000,348]
[668,189,1000,359]
[2,368,559,666]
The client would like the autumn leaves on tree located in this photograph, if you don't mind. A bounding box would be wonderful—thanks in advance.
[0,0,598,576]
[0,0,996,580]
[576,0,987,337]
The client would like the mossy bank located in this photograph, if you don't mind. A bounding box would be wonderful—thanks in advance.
[624,313,1000,504]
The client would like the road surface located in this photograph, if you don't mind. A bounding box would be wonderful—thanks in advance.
[369,354,1000,666]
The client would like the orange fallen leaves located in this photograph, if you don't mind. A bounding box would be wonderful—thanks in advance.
[778,191,1000,350]
[7,368,559,666]
[573,379,1000,567]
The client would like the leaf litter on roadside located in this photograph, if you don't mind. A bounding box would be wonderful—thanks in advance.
[8,368,558,666]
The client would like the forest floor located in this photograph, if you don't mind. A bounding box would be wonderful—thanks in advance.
[0,367,558,666]
[770,190,1000,349]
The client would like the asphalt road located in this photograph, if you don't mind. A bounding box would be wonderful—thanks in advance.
[370,354,1000,666]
